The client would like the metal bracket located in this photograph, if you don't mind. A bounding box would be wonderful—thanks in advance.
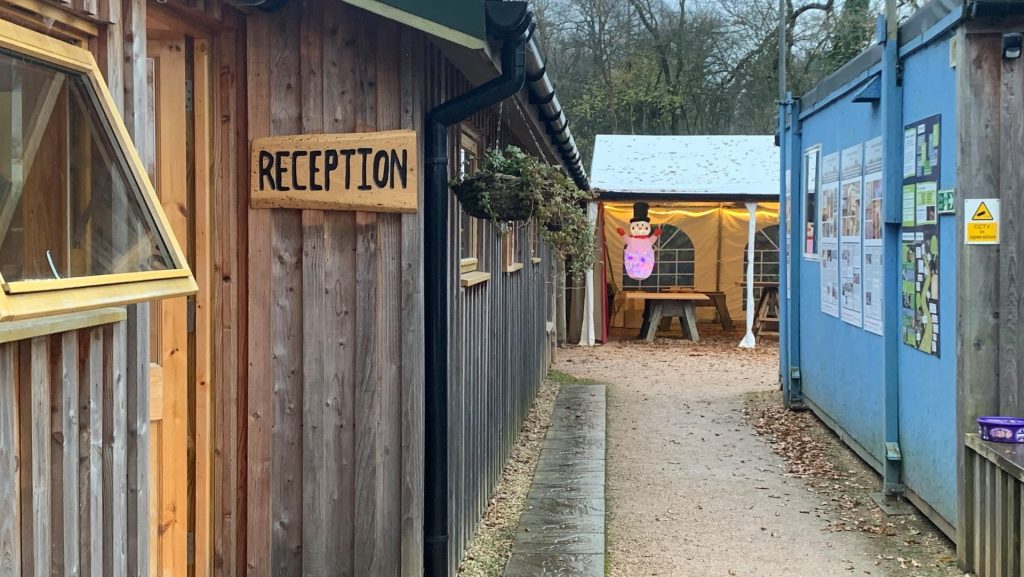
[885,442,902,461]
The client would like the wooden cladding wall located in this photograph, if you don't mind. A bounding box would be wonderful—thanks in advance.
[957,22,1024,576]
[0,312,148,577]
[244,3,424,577]
[445,205,553,576]
[434,39,555,577]
[244,2,555,576]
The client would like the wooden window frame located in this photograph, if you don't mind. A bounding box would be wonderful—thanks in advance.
[457,126,490,287]
[0,20,196,321]
[502,221,523,273]
[529,219,541,264]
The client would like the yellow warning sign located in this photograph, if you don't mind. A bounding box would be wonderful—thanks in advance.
[972,202,994,220]
[965,198,1000,245]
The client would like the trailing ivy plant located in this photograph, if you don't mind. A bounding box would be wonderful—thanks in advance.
[534,165,595,281]
[450,146,546,222]
[451,145,594,280]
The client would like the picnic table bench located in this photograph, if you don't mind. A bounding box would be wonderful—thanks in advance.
[620,290,734,342]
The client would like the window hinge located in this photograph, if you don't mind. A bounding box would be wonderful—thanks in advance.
[187,297,196,334]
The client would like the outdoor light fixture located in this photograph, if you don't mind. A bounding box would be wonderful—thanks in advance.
[1003,33,1022,60]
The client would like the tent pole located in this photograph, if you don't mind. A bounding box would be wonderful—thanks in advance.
[739,203,758,348]
[714,203,724,292]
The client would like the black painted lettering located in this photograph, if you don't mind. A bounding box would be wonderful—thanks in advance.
[324,150,339,190]
[340,149,356,189]
[390,149,408,189]
[357,148,373,191]
[291,150,307,191]
[309,150,323,191]
[274,151,290,192]
[259,150,275,191]
[373,150,389,188]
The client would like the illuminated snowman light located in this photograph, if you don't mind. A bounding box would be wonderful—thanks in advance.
[617,202,662,281]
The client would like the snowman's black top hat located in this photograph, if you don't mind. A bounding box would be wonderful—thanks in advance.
[630,202,651,223]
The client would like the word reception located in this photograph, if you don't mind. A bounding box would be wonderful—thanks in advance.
[251,129,418,213]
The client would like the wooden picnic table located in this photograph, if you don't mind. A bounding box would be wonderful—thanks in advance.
[736,281,780,336]
[621,291,734,342]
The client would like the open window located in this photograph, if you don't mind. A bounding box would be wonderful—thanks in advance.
[0,21,194,320]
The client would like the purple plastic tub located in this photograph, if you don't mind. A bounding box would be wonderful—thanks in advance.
[978,417,1024,443]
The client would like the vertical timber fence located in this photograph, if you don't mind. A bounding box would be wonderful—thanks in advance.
[962,436,1024,577]
[0,308,149,577]
[446,197,554,575]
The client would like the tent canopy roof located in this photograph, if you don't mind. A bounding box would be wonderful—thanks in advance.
[590,135,780,201]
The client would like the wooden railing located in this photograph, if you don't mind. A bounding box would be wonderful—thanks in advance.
[0,308,148,577]
[962,434,1024,577]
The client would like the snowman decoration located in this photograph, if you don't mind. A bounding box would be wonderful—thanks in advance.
[617,202,661,281]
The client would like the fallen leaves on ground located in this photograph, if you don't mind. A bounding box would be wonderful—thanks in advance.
[745,392,963,577]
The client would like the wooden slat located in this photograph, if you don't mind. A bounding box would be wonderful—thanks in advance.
[58,331,80,577]
[30,336,51,577]
[192,37,214,577]
[106,322,128,577]
[268,3,303,575]
[399,29,425,577]
[301,208,326,576]
[376,18,403,577]
[125,304,149,577]
[354,16,382,577]
[269,210,303,577]
[1001,29,1024,418]
[211,16,242,577]
[299,1,325,574]
[80,327,103,577]
[0,343,19,577]
[354,207,381,576]
[245,10,274,577]
[322,6,356,577]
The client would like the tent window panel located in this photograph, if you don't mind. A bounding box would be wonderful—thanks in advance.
[622,224,695,292]
[743,224,780,309]
[0,50,174,284]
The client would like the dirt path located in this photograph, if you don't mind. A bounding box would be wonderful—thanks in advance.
[555,332,900,577]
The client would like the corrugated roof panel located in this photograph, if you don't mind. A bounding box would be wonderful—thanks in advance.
[590,135,779,198]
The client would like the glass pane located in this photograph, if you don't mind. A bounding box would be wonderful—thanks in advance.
[0,49,173,284]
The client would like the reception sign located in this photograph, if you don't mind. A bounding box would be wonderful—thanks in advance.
[251,129,418,213]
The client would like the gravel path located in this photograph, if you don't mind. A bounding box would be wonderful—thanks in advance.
[554,333,898,577]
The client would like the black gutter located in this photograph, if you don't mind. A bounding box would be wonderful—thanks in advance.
[521,29,589,188]
[423,3,531,577]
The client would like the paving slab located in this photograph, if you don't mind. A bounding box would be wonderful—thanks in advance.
[503,553,605,577]
[513,531,605,555]
[503,383,606,576]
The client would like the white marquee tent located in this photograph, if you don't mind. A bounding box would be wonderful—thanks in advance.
[576,134,780,347]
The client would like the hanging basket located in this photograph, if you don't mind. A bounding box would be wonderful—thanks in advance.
[451,173,539,222]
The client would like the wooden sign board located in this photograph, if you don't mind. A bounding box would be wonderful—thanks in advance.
[250,130,418,212]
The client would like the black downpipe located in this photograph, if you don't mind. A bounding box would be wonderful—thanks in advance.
[423,4,531,577]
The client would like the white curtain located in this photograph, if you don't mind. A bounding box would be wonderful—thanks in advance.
[739,202,758,348]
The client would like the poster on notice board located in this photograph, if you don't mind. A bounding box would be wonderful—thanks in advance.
[900,115,941,357]
[786,169,791,300]
[862,136,884,335]
[819,151,840,318]
[840,143,863,327]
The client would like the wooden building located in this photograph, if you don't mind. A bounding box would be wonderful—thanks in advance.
[0,1,586,577]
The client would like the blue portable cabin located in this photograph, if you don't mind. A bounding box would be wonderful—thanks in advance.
[780,1,1024,573]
